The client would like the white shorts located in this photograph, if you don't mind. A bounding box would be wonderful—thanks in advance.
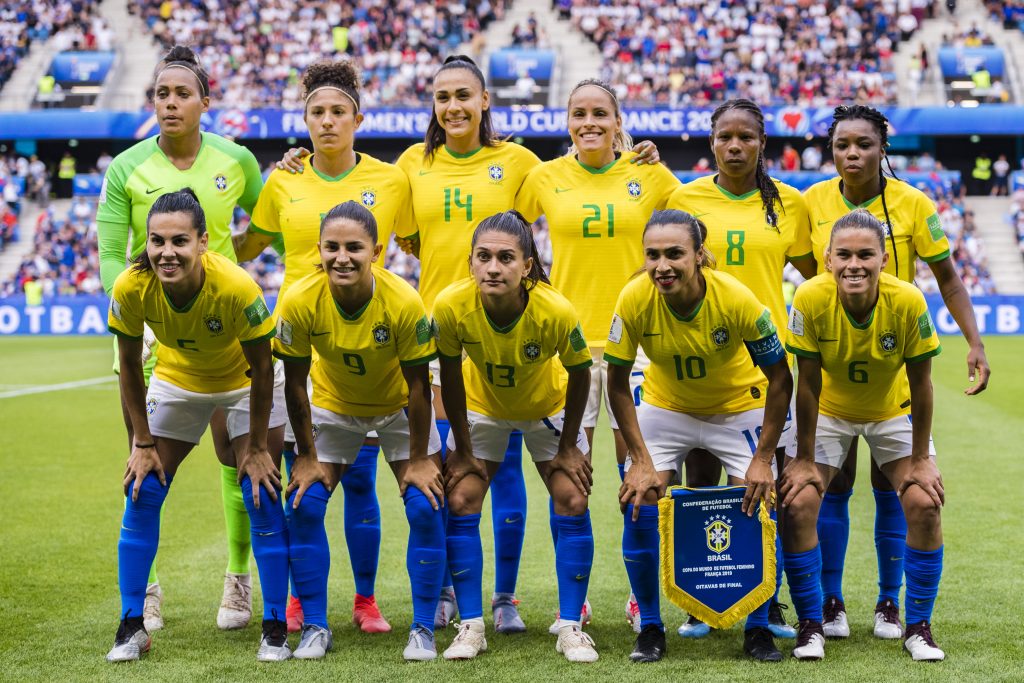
[779,392,796,454]
[584,347,649,430]
[268,360,288,430]
[445,409,590,463]
[281,374,313,444]
[311,404,442,465]
[626,401,777,480]
[813,413,936,469]
[147,378,253,444]
[429,357,442,388]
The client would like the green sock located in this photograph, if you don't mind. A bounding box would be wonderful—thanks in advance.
[221,465,251,575]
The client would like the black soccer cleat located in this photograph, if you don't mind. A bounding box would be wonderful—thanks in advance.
[629,624,666,663]
[744,626,783,662]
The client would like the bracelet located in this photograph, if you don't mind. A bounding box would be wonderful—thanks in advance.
[134,442,156,449]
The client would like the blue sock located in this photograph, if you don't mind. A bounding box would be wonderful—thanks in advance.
[287,483,331,628]
[435,418,451,451]
[281,448,298,597]
[873,488,907,605]
[447,513,483,619]
[622,506,662,628]
[342,444,381,598]
[554,511,594,622]
[904,546,943,625]
[491,431,527,595]
[774,533,784,601]
[745,508,777,629]
[240,477,289,620]
[784,546,823,622]
[435,419,454,590]
[405,488,446,631]
[617,463,626,481]
[118,473,171,618]
[548,497,558,547]
[818,489,852,602]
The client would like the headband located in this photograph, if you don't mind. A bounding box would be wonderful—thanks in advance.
[304,85,359,111]
[571,81,618,103]
[157,64,209,97]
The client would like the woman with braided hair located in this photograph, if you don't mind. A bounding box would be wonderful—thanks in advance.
[803,103,989,645]
[666,98,817,641]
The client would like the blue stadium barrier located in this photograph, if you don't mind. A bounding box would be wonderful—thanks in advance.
[1011,171,1024,192]
[673,170,961,195]
[72,173,103,196]
[0,294,1021,335]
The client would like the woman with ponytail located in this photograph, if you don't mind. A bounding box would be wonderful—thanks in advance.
[432,210,596,663]
[803,104,988,644]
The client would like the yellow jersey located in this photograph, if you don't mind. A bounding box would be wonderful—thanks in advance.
[251,153,413,300]
[668,175,812,336]
[515,152,680,347]
[804,177,950,283]
[108,251,275,393]
[604,269,780,415]
[786,273,941,422]
[396,141,542,314]
[272,267,436,417]
[433,277,593,420]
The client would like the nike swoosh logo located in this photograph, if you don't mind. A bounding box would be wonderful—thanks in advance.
[819,338,838,342]
[623,557,642,564]
[145,187,163,195]
[913,599,925,604]
[555,187,571,193]
[642,332,661,337]
[290,197,305,203]
[419,170,432,176]
[817,220,831,226]
[361,517,379,524]
[504,516,522,524]
[418,559,439,565]
[780,425,791,432]
[311,331,330,337]
[574,574,589,581]
[890,556,902,562]
[145,317,162,324]
[452,568,471,576]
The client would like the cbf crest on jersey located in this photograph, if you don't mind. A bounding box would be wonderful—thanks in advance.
[205,314,224,336]
[879,330,898,353]
[711,325,730,348]
[361,188,377,208]
[488,164,504,183]
[522,339,542,362]
[626,178,642,201]
[705,514,732,554]
[214,174,228,192]
[372,322,391,346]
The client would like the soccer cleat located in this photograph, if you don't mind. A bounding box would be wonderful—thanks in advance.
[106,614,150,663]
[767,600,796,639]
[744,626,783,662]
[293,623,332,660]
[257,617,292,662]
[677,614,711,639]
[217,572,252,630]
[286,595,303,633]
[143,582,164,632]
[625,594,641,634]
[404,625,437,661]
[629,624,666,663]
[548,598,592,635]
[556,624,599,663]
[353,594,392,633]
[443,621,488,660]
[821,596,850,638]
[873,598,904,640]
[904,622,945,662]
[792,620,826,661]
[492,593,526,634]
[434,586,458,630]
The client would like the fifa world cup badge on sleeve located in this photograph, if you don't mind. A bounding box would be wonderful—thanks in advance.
[659,486,776,629]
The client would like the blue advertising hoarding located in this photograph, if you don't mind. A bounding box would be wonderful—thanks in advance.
[50,51,116,84]
[1,295,1021,335]
[938,46,1006,79]
[489,49,555,81]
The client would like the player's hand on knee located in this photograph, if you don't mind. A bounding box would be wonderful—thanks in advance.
[276,146,310,173]
[124,443,165,502]
[401,457,445,510]
[443,449,487,493]
[287,453,330,508]
[238,446,281,509]
[619,459,662,521]
[550,445,594,497]
[898,458,945,508]
[779,458,824,508]
[742,458,775,516]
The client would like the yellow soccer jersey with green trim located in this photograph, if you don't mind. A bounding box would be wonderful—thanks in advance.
[668,175,812,336]
[396,142,542,314]
[515,152,680,347]
[804,177,950,283]
[433,278,593,421]
[786,273,941,422]
[108,251,275,393]
[272,268,436,417]
[604,270,778,415]
[251,153,413,300]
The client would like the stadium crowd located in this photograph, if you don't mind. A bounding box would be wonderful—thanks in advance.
[567,0,937,107]
[134,0,500,109]
[0,1,106,91]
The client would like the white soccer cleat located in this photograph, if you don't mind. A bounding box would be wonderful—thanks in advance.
[548,598,592,635]
[404,625,437,661]
[556,624,599,663]
[821,597,850,638]
[792,620,825,661]
[293,624,332,660]
[106,616,150,663]
[904,623,945,662]
[443,621,487,660]
[257,618,292,662]
[143,582,163,632]
[217,572,252,630]
[625,594,641,634]
[873,598,904,639]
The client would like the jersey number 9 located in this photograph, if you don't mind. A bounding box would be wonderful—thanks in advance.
[343,353,366,376]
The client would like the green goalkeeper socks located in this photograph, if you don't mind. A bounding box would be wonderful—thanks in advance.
[221,465,252,575]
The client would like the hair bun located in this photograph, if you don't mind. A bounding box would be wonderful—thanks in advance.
[178,186,200,202]
[444,54,477,66]
[164,45,198,65]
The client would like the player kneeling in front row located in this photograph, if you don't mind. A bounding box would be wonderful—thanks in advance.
[106,189,289,662]
[273,201,446,661]
[434,211,598,663]
[607,210,792,664]
[780,209,946,662]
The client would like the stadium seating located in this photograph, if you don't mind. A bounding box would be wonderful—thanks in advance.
[566,0,938,107]
[0,1,104,92]
[134,0,498,108]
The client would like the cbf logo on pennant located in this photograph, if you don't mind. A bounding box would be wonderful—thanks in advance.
[705,515,731,554]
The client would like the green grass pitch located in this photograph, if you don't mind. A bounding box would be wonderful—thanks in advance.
[0,336,1021,682]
